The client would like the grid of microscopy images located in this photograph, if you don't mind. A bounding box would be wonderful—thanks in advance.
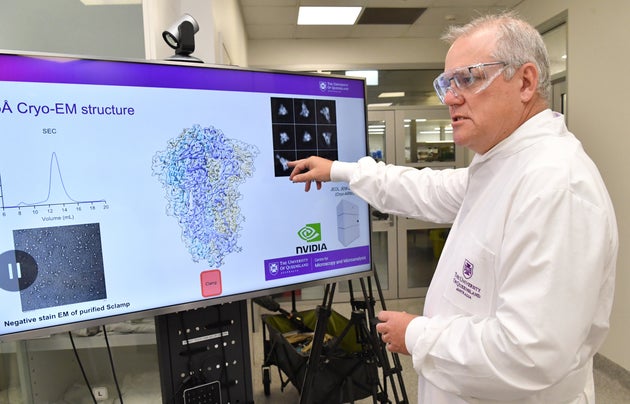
[271,97,338,177]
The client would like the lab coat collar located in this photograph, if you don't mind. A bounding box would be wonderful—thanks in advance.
[468,109,565,170]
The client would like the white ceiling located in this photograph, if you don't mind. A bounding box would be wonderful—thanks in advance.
[238,0,525,41]
[237,0,566,107]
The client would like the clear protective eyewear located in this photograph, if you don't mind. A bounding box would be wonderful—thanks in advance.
[433,62,508,104]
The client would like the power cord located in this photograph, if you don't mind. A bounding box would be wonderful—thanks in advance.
[68,331,98,404]
[103,326,124,404]
[215,305,232,403]
[168,311,202,403]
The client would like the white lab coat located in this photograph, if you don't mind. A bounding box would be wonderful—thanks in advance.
[331,110,618,403]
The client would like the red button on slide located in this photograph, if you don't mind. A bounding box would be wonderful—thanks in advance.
[200,270,222,297]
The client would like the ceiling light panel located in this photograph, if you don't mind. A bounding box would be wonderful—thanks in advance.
[379,92,405,98]
[346,70,379,85]
[298,7,362,25]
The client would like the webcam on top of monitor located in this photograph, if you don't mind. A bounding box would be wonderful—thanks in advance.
[162,13,203,63]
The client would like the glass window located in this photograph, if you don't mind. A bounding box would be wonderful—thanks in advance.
[406,228,449,289]
[404,118,455,164]
[331,69,444,107]
[542,23,567,77]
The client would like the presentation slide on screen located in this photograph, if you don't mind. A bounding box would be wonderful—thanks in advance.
[0,55,371,338]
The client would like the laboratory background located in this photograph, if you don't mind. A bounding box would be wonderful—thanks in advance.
[0,0,628,403]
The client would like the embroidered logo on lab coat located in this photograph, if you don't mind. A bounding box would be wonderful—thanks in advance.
[444,245,495,314]
[462,259,474,279]
[452,259,481,300]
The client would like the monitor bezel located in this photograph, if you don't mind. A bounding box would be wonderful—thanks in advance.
[0,49,373,342]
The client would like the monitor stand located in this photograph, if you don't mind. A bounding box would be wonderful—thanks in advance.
[155,300,253,404]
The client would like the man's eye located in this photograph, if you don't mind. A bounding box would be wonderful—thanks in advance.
[438,75,452,88]
[453,72,474,87]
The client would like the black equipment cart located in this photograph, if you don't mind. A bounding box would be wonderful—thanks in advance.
[256,276,409,404]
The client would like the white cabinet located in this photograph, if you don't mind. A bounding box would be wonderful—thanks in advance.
[371,107,467,299]
[302,106,467,301]
[1,320,160,404]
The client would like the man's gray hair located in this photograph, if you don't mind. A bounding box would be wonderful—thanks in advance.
[442,12,551,102]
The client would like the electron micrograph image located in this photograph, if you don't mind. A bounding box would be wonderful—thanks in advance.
[316,100,337,125]
[272,124,296,150]
[296,125,317,150]
[14,223,106,312]
[270,97,294,124]
[274,151,297,177]
[271,97,338,177]
[298,149,338,161]
[294,99,316,124]
[317,126,338,149]
[152,124,259,268]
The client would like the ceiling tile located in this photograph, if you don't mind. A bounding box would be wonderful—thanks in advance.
[238,0,533,41]
[295,25,354,39]
[406,23,450,38]
[357,7,426,25]
[246,25,296,40]
[429,0,499,6]
[365,0,431,6]
[350,25,409,38]
[241,5,297,25]
[417,7,489,26]
[239,0,297,5]
[299,0,368,6]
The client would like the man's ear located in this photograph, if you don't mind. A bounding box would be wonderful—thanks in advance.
[520,62,539,103]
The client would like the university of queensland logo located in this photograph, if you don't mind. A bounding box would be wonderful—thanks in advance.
[296,223,327,254]
[319,81,328,92]
[462,259,474,279]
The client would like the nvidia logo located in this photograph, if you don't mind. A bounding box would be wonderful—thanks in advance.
[297,223,321,242]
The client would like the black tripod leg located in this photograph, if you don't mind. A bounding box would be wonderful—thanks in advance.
[369,270,410,403]
[299,283,336,404]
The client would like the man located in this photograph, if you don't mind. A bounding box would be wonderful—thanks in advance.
[288,12,618,404]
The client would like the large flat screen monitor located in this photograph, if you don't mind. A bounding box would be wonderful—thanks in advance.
[0,51,371,341]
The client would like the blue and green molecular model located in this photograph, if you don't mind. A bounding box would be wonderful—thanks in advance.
[152,124,259,267]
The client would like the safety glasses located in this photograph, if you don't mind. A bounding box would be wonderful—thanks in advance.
[433,62,508,104]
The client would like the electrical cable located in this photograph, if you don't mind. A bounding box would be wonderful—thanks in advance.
[168,311,200,403]
[179,312,194,368]
[216,305,232,403]
[103,326,124,404]
[68,331,98,404]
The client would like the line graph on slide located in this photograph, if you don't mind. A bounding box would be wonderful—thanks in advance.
[0,152,108,214]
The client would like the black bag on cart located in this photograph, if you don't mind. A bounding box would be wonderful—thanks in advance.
[261,309,378,403]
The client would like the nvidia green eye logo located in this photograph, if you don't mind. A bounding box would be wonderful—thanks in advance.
[297,223,321,242]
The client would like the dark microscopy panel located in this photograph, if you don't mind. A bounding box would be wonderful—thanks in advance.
[14,223,106,311]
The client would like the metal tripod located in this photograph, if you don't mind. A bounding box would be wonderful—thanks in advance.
[299,269,409,404]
